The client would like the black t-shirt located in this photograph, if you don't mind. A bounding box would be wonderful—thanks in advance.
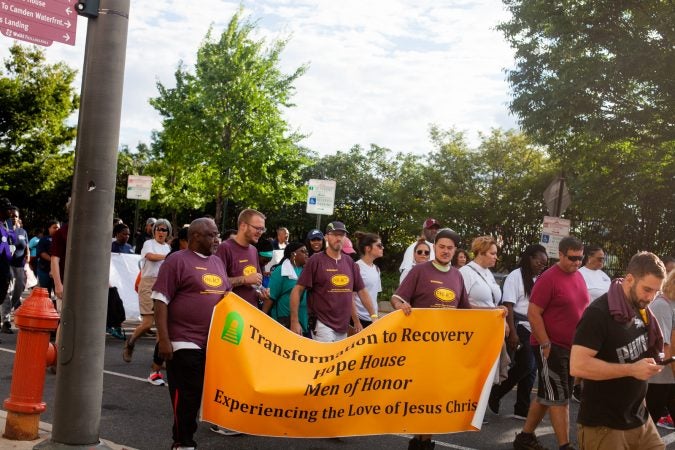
[36,236,52,273]
[574,294,649,429]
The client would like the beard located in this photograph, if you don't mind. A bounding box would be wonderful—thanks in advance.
[629,283,650,310]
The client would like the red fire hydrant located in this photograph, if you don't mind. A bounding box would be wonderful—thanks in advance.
[3,287,60,440]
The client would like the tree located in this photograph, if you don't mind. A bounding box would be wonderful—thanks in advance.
[0,44,78,225]
[500,1,675,264]
[500,0,674,148]
[150,9,310,225]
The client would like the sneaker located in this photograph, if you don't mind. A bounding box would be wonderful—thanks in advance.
[513,431,548,450]
[1,322,13,334]
[572,384,582,403]
[111,327,125,340]
[657,415,675,430]
[209,425,242,436]
[171,444,196,450]
[122,339,134,363]
[147,371,165,386]
[510,413,527,420]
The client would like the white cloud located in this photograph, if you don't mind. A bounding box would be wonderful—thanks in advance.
[0,0,518,154]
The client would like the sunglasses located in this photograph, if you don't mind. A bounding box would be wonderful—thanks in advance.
[375,243,384,249]
[416,250,430,256]
[565,254,584,262]
[156,228,169,233]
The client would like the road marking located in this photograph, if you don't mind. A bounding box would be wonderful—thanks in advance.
[103,370,148,383]
[397,434,478,450]
[662,431,675,445]
[0,348,149,383]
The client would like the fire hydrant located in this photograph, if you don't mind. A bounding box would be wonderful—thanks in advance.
[3,287,59,440]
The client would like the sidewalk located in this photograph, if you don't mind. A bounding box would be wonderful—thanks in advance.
[0,409,137,449]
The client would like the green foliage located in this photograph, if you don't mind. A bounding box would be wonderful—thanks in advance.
[0,44,78,226]
[500,0,675,264]
[499,0,675,148]
[149,9,310,225]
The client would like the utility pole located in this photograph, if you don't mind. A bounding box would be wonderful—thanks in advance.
[36,0,130,448]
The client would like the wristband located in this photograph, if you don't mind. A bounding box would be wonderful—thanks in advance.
[540,342,551,349]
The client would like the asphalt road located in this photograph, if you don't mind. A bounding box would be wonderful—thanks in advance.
[0,328,673,450]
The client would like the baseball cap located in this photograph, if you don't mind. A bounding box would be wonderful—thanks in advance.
[342,237,356,255]
[434,228,461,247]
[423,218,440,229]
[146,217,157,225]
[306,229,324,241]
[326,221,348,234]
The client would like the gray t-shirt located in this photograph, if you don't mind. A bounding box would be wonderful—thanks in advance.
[648,294,675,384]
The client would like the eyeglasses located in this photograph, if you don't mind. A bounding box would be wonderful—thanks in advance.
[246,223,266,234]
[416,250,430,256]
[156,228,169,233]
[565,254,584,262]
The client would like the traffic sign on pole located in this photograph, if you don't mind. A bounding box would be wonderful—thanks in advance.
[0,0,78,47]
[127,175,152,201]
[306,179,336,216]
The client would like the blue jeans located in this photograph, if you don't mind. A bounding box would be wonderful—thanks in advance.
[489,324,536,416]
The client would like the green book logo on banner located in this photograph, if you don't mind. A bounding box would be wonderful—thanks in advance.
[221,312,244,345]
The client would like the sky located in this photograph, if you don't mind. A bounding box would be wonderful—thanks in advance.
[0,0,518,155]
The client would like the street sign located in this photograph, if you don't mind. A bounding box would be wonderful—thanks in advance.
[539,216,571,259]
[306,179,336,215]
[543,176,571,216]
[127,175,152,201]
[0,0,78,47]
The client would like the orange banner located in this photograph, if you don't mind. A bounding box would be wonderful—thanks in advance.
[201,293,504,437]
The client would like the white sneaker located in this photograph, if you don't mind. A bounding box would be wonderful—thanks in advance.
[147,371,165,386]
[209,425,242,436]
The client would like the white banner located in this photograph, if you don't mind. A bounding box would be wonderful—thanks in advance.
[109,253,143,319]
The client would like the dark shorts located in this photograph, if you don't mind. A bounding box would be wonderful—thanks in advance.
[534,343,572,406]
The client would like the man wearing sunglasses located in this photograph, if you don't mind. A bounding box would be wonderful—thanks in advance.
[215,208,269,309]
[514,236,590,450]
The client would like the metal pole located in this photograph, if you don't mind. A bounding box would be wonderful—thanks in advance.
[132,199,139,248]
[554,170,565,217]
[36,0,130,448]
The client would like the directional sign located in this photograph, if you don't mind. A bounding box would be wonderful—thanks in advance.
[0,0,78,47]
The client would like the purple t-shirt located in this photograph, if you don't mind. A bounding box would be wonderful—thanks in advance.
[529,264,589,349]
[215,238,259,307]
[153,250,231,349]
[297,252,366,333]
[395,261,471,309]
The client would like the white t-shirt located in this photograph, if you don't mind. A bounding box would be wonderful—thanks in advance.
[399,239,434,273]
[501,268,536,331]
[140,239,171,278]
[459,261,501,308]
[354,259,382,321]
[578,266,611,301]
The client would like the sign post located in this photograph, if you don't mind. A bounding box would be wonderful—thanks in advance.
[127,175,152,247]
[306,179,336,230]
[539,216,571,259]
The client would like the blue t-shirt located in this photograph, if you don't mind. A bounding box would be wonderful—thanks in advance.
[111,241,133,254]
